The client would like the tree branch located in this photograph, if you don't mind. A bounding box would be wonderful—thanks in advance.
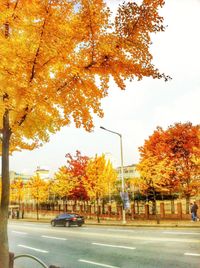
[29,1,52,83]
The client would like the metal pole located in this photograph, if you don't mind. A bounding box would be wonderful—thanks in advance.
[100,126,126,224]
[119,134,126,224]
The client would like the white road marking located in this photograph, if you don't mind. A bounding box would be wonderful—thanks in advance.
[12,231,27,235]
[164,232,200,235]
[92,242,135,250]
[184,253,200,257]
[79,259,120,268]
[41,235,67,240]
[105,229,136,233]
[18,244,49,253]
[10,223,43,227]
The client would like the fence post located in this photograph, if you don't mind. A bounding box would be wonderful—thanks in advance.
[108,205,111,217]
[117,205,122,220]
[145,204,149,219]
[87,205,91,218]
[177,202,182,219]
[9,252,14,268]
[160,202,165,219]
[80,204,83,212]
[131,203,135,219]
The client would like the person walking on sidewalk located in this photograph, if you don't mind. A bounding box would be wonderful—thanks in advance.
[191,201,198,221]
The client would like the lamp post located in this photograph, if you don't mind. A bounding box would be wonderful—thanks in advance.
[100,126,126,224]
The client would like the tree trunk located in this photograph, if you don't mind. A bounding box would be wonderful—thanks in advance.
[0,110,11,268]
[96,194,100,223]
[152,189,160,224]
[171,199,175,214]
[36,200,39,220]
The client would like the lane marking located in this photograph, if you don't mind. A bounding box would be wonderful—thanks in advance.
[184,253,200,257]
[92,242,135,250]
[9,223,200,243]
[163,232,200,235]
[12,231,27,235]
[41,235,67,240]
[105,229,136,233]
[79,259,120,268]
[18,244,49,253]
[10,223,45,227]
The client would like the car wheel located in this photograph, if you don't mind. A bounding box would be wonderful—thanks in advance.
[65,221,70,227]
[51,221,56,227]
[77,223,82,227]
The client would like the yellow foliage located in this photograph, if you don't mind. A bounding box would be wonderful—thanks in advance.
[52,168,78,199]
[10,178,24,204]
[85,154,117,200]
[27,175,48,202]
[136,156,174,194]
[0,0,167,153]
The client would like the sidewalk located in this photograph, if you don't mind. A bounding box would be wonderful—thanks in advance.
[9,218,200,228]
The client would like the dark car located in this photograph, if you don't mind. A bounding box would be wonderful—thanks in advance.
[51,213,84,227]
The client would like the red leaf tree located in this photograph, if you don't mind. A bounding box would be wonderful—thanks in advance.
[64,151,90,201]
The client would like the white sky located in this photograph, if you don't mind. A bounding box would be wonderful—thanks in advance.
[10,0,200,175]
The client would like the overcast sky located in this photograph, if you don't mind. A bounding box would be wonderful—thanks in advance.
[10,0,200,175]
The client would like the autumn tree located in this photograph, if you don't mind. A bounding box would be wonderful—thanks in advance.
[138,122,200,213]
[52,166,78,203]
[136,156,178,215]
[85,154,117,222]
[10,178,24,208]
[64,151,90,201]
[85,154,117,200]
[27,175,48,220]
[0,0,168,265]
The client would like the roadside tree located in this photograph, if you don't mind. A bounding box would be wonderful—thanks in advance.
[64,151,90,201]
[0,0,168,265]
[52,167,78,205]
[10,178,24,209]
[138,122,200,213]
[85,154,117,222]
[27,175,48,220]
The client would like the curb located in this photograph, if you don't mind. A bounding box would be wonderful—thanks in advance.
[9,219,200,228]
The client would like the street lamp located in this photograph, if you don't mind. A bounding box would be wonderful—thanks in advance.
[100,126,126,224]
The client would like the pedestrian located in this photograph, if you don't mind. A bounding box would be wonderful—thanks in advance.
[191,201,198,221]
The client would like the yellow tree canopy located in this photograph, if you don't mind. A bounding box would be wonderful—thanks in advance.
[52,166,78,199]
[10,177,24,204]
[85,154,117,199]
[27,175,48,203]
[0,0,168,152]
[136,156,175,195]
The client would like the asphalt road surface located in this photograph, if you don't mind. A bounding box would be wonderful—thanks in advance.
[8,222,200,268]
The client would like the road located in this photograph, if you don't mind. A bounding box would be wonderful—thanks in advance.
[8,222,200,268]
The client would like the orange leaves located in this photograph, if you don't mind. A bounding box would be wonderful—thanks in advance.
[138,122,200,197]
[0,0,167,154]
[55,151,90,200]
[53,151,117,201]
